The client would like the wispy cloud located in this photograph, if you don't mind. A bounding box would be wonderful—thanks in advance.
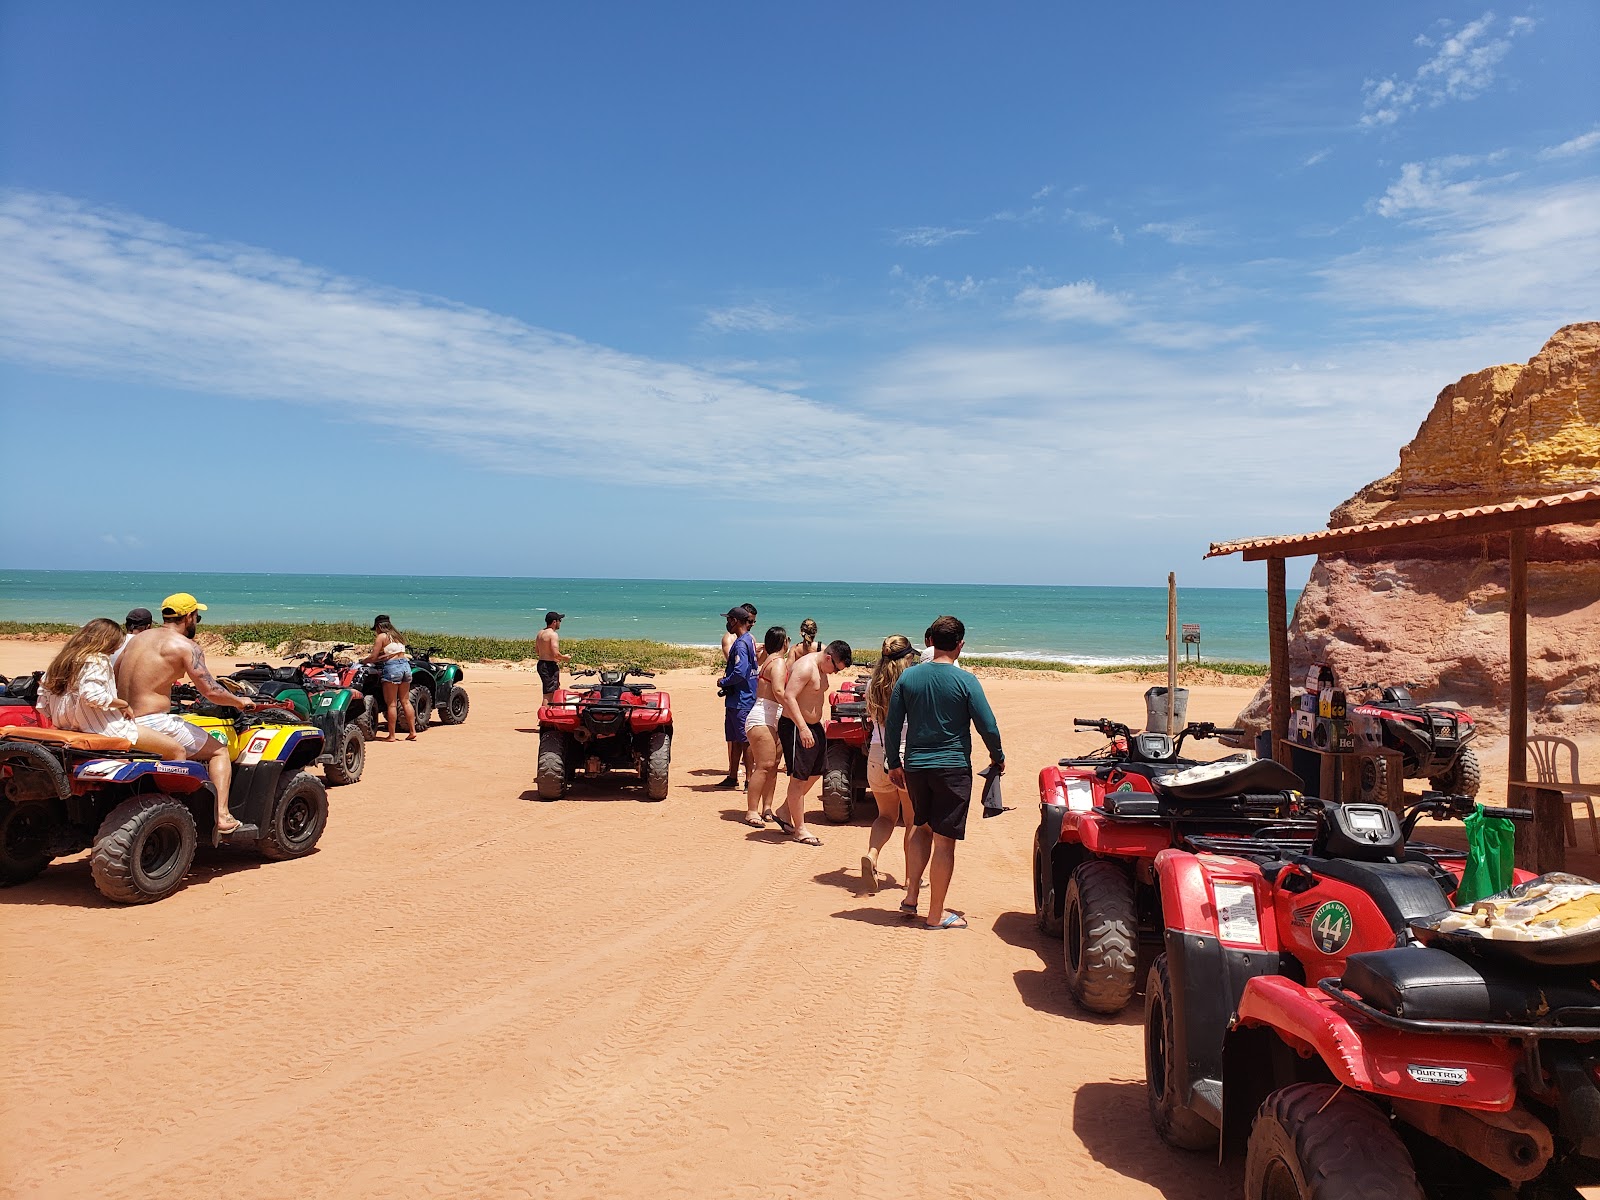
[0,190,913,493]
[891,225,975,248]
[701,300,802,333]
[1013,280,1130,325]
[1539,127,1600,161]
[1137,220,1215,246]
[888,264,987,308]
[1302,148,1333,168]
[1360,11,1536,129]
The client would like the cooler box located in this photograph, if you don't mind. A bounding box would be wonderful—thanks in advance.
[1145,686,1189,733]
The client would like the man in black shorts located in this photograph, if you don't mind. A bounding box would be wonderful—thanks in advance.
[775,638,852,847]
[885,615,1004,929]
[536,611,571,702]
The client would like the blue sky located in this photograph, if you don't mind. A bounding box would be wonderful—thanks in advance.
[1,2,1595,587]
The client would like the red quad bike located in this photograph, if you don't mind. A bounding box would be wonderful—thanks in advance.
[1034,715,1270,1013]
[536,668,672,802]
[1142,791,1600,1198]
[0,672,45,729]
[1352,681,1481,805]
[821,674,873,823]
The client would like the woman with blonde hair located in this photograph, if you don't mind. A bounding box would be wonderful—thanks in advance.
[37,618,183,758]
[861,633,919,897]
[741,626,790,827]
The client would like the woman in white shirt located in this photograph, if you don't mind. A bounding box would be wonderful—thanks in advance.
[861,634,918,899]
[363,614,418,741]
[37,619,182,757]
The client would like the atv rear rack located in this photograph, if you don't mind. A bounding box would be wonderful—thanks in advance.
[1319,980,1600,1040]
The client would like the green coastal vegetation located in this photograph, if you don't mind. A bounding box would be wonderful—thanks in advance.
[0,620,1265,677]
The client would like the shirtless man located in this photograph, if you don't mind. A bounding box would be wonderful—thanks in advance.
[775,638,853,846]
[536,612,571,703]
[115,593,255,836]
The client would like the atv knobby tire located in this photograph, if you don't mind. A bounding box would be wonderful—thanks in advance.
[644,729,671,801]
[1359,754,1392,809]
[821,741,855,822]
[408,686,432,733]
[537,730,569,801]
[355,696,379,741]
[323,723,365,787]
[1430,746,1481,799]
[1245,1083,1422,1200]
[0,799,55,886]
[437,685,470,726]
[1145,954,1218,1150]
[257,770,329,860]
[90,796,198,904]
[1063,859,1139,1013]
[1033,827,1062,937]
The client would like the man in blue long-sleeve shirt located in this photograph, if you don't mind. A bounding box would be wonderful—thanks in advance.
[717,607,758,788]
[886,614,1004,929]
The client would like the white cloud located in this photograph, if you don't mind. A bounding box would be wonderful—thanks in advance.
[1137,220,1215,246]
[1303,148,1332,167]
[891,225,975,248]
[701,300,802,333]
[1539,128,1600,161]
[1013,280,1131,324]
[1324,165,1600,318]
[0,190,929,495]
[1360,11,1535,129]
[888,264,987,308]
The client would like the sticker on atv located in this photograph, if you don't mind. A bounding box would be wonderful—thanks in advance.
[1311,900,1353,954]
[1407,1064,1468,1086]
[239,730,274,765]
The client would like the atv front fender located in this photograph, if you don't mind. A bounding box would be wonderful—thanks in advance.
[1234,976,1518,1112]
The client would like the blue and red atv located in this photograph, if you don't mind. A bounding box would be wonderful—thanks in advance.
[1140,791,1600,1197]
[1034,715,1271,1013]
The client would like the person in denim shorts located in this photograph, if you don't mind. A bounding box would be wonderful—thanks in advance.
[365,614,418,741]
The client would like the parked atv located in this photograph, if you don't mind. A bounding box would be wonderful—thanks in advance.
[0,672,44,728]
[1137,791,1600,1197]
[408,647,470,726]
[537,668,672,801]
[0,706,328,903]
[821,675,872,822]
[226,655,366,786]
[1352,681,1481,805]
[1034,716,1289,1013]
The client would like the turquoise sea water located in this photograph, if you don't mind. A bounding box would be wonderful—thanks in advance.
[0,571,1290,664]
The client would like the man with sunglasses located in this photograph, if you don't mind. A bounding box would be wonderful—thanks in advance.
[116,592,256,839]
[775,638,853,846]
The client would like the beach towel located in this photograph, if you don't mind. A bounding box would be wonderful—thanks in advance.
[979,764,1009,817]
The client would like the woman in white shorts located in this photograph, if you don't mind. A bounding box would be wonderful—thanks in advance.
[861,634,918,898]
[37,618,183,758]
[741,626,790,827]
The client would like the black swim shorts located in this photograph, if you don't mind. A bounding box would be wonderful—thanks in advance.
[905,767,975,841]
[537,660,560,695]
[776,716,827,780]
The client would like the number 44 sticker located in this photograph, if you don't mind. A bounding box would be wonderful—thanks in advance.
[1311,901,1353,954]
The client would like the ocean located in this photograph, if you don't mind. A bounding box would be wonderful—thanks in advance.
[0,570,1287,664]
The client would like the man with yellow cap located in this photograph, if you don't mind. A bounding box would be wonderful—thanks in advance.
[115,593,257,840]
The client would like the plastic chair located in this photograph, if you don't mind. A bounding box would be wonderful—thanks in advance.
[1526,735,1597,853]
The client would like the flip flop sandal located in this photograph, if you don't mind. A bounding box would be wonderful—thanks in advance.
[860,855,879,895]
[898,901,918,917]
[771,812,795,835]
[793,834,823,847]
[929,912,968,930]
[742,814,766,828]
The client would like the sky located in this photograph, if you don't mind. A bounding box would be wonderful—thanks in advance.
[1,2,1596,588]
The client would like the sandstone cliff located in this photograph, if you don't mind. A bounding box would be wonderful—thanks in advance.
[1237,322,1600,736]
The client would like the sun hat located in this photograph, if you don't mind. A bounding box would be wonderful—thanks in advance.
[161,593,207,617]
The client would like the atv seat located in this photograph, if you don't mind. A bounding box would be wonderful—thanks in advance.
[1341,947,1600,1024]
[833,701,867,718]
[1302,858,1451,933]
[0,726,135,753]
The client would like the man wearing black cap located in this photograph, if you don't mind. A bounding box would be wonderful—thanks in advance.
[114,607,153,668]
[536,612,571,703]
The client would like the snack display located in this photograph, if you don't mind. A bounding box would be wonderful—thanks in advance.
[1431,874,1600,942]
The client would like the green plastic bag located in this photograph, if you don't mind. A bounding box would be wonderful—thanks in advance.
[1456,804,1516,906]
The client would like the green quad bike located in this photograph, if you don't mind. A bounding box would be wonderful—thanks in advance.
[406,647,470,729]
[225,653,366,786]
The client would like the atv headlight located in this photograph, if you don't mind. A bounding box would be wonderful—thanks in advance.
[1064,778,1095,812]
[1213,880,1261,945]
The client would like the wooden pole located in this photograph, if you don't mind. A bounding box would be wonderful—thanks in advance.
[1268,558,1290,767]
[1167,573,1178,733]
[1506,529,1561,871]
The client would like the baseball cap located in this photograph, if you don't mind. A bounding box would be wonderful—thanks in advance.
[546,611,566,624]
[161,593,207,617]
[721,607,751,621]
[125,607,153,627]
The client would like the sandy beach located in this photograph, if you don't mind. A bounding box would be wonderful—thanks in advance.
[2,639,1595,1200]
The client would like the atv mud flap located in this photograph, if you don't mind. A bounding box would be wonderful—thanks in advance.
[227,761,285,830]
[1163,928,1287,1136]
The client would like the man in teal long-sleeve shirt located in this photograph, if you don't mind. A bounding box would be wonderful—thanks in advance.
[885,614,1004,929]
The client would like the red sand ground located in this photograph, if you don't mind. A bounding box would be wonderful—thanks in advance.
[1,642,1595,1199]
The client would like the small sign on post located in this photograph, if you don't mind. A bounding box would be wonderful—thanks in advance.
[1182,623,1201,663]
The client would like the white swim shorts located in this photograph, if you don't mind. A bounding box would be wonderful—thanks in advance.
[133,712,216,758]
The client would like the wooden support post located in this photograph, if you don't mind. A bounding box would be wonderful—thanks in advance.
[1508,528,1528,796]
[1167,573,1178,734]
[1267,558,1290,767]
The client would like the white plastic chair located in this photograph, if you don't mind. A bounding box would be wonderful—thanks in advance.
[1527,735,1597,853]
